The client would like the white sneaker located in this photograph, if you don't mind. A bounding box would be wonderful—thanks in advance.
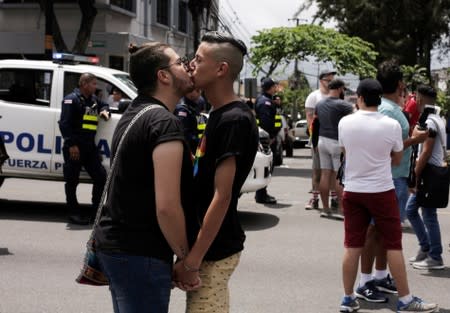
[413,257,444,270]
[408,249,428,264]
[397,296,438,312]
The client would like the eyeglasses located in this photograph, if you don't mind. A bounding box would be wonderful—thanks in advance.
[160,56,190,71]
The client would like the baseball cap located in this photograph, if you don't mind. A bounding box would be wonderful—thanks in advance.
[328,79,346,90]
[319,69,337,79]
[356,78,383,106]
[261,77,277,90]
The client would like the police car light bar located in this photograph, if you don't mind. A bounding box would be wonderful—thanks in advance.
[52,53,100,65]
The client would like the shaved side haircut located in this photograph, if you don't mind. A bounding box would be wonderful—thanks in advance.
[201,31,247,80]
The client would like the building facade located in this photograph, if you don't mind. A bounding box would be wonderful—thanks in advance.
[0,0,219,71]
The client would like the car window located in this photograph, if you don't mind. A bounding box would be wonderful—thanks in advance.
[113,74,137,94]
[64,72,130,113]
[0,68,52,106]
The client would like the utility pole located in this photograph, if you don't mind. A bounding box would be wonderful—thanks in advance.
[288,17,303,121]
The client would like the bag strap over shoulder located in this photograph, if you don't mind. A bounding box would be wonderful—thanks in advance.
[89,103,163,240]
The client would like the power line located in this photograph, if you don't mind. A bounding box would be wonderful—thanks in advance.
[223,0,253,39]
[218,1,252,44]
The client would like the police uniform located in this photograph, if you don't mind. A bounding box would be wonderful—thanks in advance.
[174,97,206,155]
[59,88,108,224]
[254,92,279,203]
[255,93,277,138]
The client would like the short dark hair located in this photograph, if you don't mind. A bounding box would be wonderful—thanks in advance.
[357,78,383,107]
[417,84,437,100]
[128,42,170,95]
[201,31,247,56]
[328,79,346,90]
[376,59,403,94]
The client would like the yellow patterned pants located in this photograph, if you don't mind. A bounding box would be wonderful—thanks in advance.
[186,252,241,313]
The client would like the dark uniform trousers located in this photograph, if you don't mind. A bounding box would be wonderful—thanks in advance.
[62,142,106,214]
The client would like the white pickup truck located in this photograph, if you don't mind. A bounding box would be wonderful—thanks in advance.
[0,57,272,193]
[290,119,309,148]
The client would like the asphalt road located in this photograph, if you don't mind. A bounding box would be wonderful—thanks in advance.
[1,148,449,313]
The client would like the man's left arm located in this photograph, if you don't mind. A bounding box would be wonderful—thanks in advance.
[182,156,235,270]
[96,97,110,121]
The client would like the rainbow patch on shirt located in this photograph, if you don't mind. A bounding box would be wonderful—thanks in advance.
[193,136,206,177]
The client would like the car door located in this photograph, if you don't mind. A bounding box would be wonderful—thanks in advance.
[55,70,133,178]
[0,67,56,178]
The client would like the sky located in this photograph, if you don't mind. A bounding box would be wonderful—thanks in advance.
[221,0,317,39]
[220,0,447,86]
[219,0,343,87]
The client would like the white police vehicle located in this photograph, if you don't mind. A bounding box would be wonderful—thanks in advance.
[0,54,272,194]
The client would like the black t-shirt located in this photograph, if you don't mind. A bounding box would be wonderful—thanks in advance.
[95,95,195,263]
[192,100,258,260]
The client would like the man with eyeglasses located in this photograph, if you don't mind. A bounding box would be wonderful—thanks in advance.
[94,42,200,313]
[174,31,258,313]
[304,69,337,210]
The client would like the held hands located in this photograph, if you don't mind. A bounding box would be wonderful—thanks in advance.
[69,145,80,161]
[99,110,110,121]
[172,260,201,291]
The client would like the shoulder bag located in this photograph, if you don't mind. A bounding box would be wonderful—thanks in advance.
[76,103,162,286]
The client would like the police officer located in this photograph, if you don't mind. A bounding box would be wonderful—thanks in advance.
[174,88,207,155]
[255,77,278,204]
[59,73,110,225]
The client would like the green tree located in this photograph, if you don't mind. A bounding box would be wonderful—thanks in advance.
[401,64,430,91]
[301,0,450,76]
[281,78,311,121]
[436,68,450,115]
[250,24,378,78]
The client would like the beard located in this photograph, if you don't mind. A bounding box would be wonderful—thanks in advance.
[168,70,194,97]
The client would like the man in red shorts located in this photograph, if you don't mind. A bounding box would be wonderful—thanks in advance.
[337,78,438,313]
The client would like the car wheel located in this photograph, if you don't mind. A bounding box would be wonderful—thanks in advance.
[0,176,4,188]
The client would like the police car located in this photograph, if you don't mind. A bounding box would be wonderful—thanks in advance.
[0,54,272,194]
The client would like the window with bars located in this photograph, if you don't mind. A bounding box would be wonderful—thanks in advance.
[178,1,188,33]
[110,0,134,12]
[156,0,170,26]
